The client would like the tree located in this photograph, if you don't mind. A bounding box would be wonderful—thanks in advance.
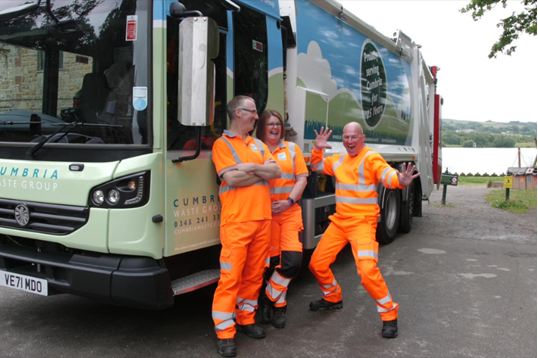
[462,140,475,147]
[493,135,516,147]
[460,0,537,58]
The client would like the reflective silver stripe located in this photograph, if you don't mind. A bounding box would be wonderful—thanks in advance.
[219,137,242,164]
[336,196,378,204]
[276,291,287,304]
[387,171,397,188]
[380,167,391,183]
[219,185,236,195]
[271,186,294,194]
[253,138,265,158]
[280,172,296,180]
[381,168,397,189]
[312,159,325,172]
[288,141,297,155]
[238,304,256,312]
[271,271,292,287]
[237,297,258,306]
[377,303,398,313]
[215,319,235,331]
[322,287,338,296]
[220,262,232,271]
[266,257,270,265]
[332,154,345,173]
[323,280,337,289]
[336,183,377,192]
[220,180,269,195]
[218,166,237,177]
[358,250,379,260]
[288,142,297,174]
[212,311,235,320]
[358,151,375,184]
[266,283,284,299]
[376,293,392,305]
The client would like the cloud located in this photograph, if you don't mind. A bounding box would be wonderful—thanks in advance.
[297,41,338,98]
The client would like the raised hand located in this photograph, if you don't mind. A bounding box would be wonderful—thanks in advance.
[397,162,420,188]
[314,127,333,150]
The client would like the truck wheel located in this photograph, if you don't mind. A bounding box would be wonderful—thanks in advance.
[398,181,414,233]
[376,189,400,245]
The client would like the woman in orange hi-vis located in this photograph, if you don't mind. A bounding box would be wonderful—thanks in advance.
[309,122,419,339]
[211,96,281,358]
[255,110,308,329]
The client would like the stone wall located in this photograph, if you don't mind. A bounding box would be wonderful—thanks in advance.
[0,45,92,116]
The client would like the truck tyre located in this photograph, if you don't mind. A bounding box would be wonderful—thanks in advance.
[398,180,414,234]
[376,189,400,245]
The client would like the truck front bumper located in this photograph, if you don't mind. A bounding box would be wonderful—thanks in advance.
[0,243,174,309]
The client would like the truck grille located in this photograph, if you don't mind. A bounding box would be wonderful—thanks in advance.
[0,198,89,235]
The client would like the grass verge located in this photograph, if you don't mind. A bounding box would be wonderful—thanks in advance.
[458,176,497,186]
[485,189,537,214]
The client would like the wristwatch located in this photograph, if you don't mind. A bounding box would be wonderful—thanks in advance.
[287,197,295,206]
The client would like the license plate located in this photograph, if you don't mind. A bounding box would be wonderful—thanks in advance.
[0,270,48,296]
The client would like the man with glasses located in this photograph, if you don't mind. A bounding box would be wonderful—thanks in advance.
[211,96,281,357]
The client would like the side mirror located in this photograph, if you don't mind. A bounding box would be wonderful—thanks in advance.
[178,17,219,127]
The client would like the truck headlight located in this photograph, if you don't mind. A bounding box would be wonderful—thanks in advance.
[93,190,105,205]
[107,189,120,205]
[89,171,150,208]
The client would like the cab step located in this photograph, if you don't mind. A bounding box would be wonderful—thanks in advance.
[171,269,221,295]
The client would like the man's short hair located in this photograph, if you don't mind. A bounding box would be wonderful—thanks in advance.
[227,95,254,120]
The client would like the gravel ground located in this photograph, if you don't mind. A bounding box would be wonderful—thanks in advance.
[424,184,537,247]
[0,183,535,358]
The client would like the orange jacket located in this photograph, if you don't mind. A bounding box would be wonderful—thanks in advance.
[212,131,273,225]
[268,140,308,202]
[311,146,404,219]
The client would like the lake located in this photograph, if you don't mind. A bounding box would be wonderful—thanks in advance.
[442,147,537,175]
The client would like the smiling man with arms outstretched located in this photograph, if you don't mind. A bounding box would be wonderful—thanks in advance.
[309,122,419,338]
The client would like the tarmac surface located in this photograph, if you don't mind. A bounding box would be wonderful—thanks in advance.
[0,185,536,358]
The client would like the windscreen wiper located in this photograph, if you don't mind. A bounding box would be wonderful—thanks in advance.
[26,122,122,158]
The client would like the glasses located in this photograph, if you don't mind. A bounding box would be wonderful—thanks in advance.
[267,123,282,128]
[239,108,257,114]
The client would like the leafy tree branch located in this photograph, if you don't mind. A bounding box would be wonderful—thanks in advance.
[460,0,537,58]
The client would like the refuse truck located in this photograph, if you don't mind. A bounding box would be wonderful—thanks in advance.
[0,0,442,309]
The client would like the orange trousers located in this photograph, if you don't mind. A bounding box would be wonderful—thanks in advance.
[265,204,303,308]
[308,216,399,321]
[212,220,271,339]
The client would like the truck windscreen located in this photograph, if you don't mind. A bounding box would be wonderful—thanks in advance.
[0,0,150,146]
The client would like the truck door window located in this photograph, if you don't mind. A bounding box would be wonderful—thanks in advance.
[0,0,150,146]
[166,15,227,151]
[233,7,268,114]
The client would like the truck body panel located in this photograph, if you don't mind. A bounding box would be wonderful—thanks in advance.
[0,0,441,308]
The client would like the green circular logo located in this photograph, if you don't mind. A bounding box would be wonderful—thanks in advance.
[361,41,387,129]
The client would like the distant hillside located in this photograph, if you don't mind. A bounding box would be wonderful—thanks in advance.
[441,119,537,148]
[443,119,537,135]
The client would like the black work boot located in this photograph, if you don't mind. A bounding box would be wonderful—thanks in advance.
[309,298,343,311]
[217,338,236,357]
[272,308,286,329]
[236,323,266,339]
[381,319,398,338]
[259,298,272,325]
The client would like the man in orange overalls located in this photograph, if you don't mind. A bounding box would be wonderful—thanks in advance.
[211,96,281,357]
[309,122,419,338]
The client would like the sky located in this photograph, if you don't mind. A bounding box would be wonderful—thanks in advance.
[341,0,537,124]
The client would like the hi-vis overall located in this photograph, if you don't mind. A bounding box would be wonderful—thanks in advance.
[211,130,273,339]
[265,141,308,308]
[309,146,402,321]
